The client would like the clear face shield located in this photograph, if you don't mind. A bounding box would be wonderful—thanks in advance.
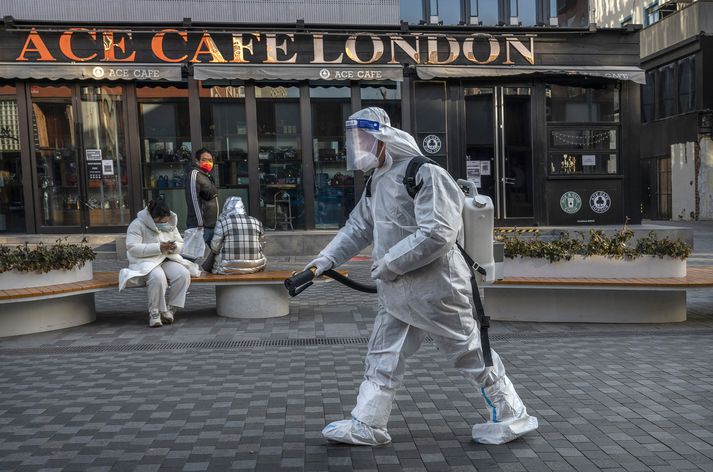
[345,119,381,172]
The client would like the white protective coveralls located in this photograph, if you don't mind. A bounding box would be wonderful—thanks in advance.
[316,107,538,446]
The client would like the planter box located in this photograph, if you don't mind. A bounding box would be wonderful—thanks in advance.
[0,262,93,290]
[503,255,685,279]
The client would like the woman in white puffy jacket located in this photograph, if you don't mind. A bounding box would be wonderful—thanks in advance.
[119,200,200,327]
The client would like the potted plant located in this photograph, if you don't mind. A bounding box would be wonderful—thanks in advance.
[0,239,96,290]
[498,226,691,279]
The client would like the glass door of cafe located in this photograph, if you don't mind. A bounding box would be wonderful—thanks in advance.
[30,84,82,229]
[79,85,131,229]
[464,85,533,221]
[30,84,131,231]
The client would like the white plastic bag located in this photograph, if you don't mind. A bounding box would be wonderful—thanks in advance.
[181,227,206,261]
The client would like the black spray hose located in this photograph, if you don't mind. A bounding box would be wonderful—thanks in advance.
[284,268,378,297]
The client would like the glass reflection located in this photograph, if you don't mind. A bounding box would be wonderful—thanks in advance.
[200,82,250,212]
[80,85,130,227]
[256,85,304,230]
[138,84,191,229]
[311,86,352,229]
[0,85,24,232]
[31,85,80,227]
[361,82,402,129]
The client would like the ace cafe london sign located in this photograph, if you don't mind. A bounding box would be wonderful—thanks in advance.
[12,29,538,66]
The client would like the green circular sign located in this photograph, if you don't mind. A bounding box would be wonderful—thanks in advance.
[560,191,582,214]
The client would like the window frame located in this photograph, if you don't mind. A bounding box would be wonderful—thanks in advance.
[677,55,696,115]
[644,1,660,27]
[546,83,621,177]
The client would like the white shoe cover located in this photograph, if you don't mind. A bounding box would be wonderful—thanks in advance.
[322,419,391,446]
[472,414,539,444]
[472,376,539,444]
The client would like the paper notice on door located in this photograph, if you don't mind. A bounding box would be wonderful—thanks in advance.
[87,161,102,180]
[480,160,491,176]
[101,160,114,176]
[582,155,596,166]
[85,149,102,161]
[466,161,482,187]
[466,160,480,179]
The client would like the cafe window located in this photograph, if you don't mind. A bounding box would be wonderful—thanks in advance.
[199,81,250,212]
[360,83,402,129]
[137,83,191,229]
[311,85,353,229]
[547,84,619,123]
[80,85,131,227]
[510,0,537,25]
[469,0,506,25]
[548,129,618,175]
[642,70,655,123]
[644,1,660,27]
[430,0,463,24]
[547,84,619,176]
[549,0,589,27]
[31,84,79,227]
[256,84,304,230]
[0,85,24,232]
[656,64,675,119]
[678,56,695,114]
[412,0,585,26]
[401,0,427,24]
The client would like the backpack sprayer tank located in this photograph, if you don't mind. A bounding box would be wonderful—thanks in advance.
[457,179,495,283]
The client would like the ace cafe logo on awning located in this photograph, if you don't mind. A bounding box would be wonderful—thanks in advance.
[91,66,162,79]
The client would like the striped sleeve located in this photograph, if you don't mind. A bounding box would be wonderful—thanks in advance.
[189,169,203,227]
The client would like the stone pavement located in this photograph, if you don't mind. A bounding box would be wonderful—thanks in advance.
[2,234,713,470]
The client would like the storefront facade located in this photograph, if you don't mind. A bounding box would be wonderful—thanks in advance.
[0,23,642,233]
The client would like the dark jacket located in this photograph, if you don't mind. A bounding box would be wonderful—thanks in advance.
[184,164,219,229]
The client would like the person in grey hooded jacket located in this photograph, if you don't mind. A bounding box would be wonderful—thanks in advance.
[209,196,266,274]
[305,107,538,446]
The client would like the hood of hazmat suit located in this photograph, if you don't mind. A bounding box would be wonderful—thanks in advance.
[318,107,537,446]
[221,196,246,217]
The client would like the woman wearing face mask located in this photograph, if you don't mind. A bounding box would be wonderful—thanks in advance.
[185,147,219,244]
[119,199,200,328]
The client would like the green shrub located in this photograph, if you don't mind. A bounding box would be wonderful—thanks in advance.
[0,239,96,274]
[498,228,691,263]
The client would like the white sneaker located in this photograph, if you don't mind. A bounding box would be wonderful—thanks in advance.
[161,307,175,325]
[149,311,162,328]
[322,418,391,446]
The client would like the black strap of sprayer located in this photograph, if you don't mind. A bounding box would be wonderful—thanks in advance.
[456,242,493,367]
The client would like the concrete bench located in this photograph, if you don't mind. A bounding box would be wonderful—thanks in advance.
[0,270,341,337]
[0,272,117,337]
[483,266,713,323]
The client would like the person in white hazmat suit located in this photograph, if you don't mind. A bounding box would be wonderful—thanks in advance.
[306,107,538,446]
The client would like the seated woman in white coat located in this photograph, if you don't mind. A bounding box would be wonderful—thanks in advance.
[119,200,200,327]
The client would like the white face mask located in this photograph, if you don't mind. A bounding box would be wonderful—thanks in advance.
[156,222,172,232]
[352,150,380,172]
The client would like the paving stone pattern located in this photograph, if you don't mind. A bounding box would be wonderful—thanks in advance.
[1,255,713,470]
